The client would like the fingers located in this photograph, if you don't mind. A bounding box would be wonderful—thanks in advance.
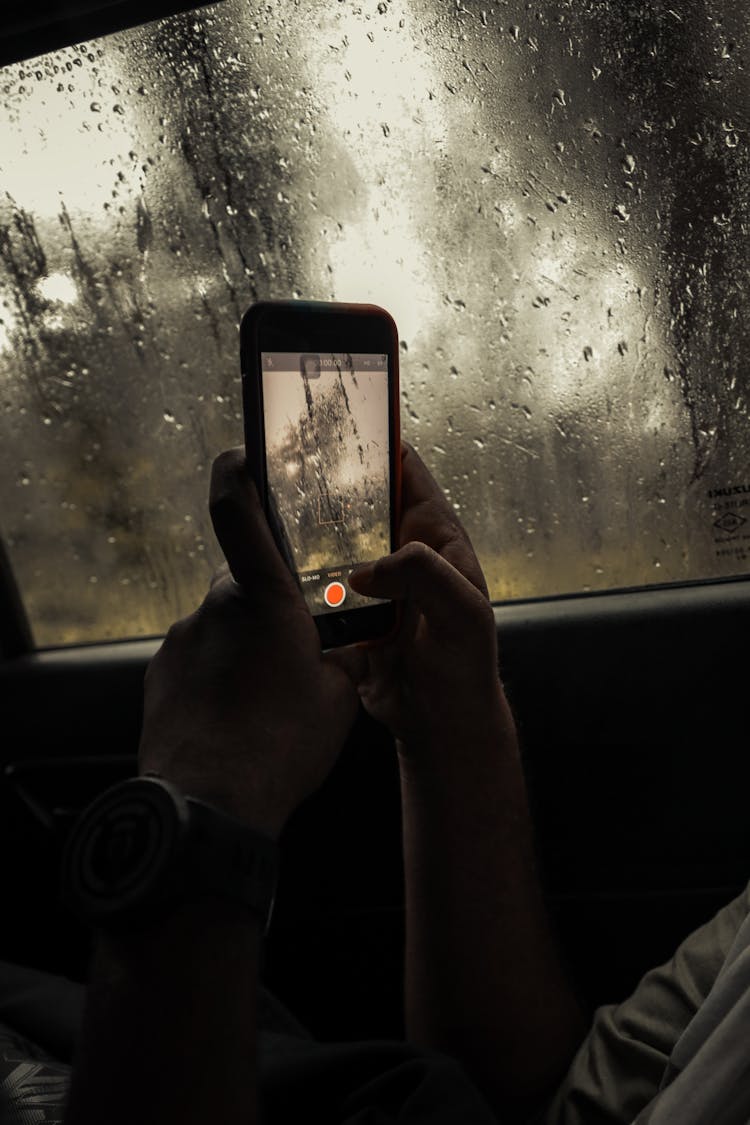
[208,443,487,624]
[210,562,231,589]
[350,540,491,634]
[398,442,489,598]
[323,643,369,690]
[209,447,299,598]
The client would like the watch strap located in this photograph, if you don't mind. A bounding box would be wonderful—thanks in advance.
[183,795,279,933]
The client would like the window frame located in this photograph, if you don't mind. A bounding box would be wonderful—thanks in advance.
[0,0,217,68]
[3,0,750,655]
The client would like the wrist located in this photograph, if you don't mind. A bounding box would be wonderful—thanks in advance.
[73,898,262,1125]
[96,897,262,961]
[138,766,289,841]
[396,685,518,770]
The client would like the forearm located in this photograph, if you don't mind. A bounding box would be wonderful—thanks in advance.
[64,900,261,1125]
[399,696,587,1123]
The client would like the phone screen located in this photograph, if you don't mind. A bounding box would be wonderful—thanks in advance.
[261,350,391,616]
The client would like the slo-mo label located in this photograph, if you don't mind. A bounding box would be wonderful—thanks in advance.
[299,568,348,610]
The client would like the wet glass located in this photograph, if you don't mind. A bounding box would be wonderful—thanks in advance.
[1,0,750,646]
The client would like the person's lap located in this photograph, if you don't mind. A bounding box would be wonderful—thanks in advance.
[0,960,497,1124]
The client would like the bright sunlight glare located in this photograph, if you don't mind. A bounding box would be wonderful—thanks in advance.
[304,3,445,344]
[0,55,141,222]
[38,273,78,305]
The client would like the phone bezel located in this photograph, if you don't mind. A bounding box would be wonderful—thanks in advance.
[240,300,401,648]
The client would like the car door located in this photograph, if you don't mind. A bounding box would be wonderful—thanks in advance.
[1,0,750,1044]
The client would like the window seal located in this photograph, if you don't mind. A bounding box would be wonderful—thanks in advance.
[0,573,745,660]
[0,536,34,659]
[492,572,750,630]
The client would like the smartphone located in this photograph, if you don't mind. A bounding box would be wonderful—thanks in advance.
[240,300,401,647]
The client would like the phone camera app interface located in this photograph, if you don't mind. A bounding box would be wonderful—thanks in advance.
[262,351,390,615]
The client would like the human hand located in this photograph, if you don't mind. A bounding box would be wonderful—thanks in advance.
[138,448,360,837]
[347,443,515,761]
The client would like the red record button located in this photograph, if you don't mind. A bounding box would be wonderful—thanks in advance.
[323,581,346,608]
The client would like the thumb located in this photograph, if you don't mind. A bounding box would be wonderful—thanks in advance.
[209,447,299,599]
[349,541,488,633]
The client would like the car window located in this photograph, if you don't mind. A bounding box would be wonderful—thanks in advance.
[2,0,749,647]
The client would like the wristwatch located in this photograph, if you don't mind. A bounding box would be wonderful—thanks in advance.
[60,776,279,933]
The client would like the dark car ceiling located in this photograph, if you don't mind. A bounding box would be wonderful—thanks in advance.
[0,0,218,67]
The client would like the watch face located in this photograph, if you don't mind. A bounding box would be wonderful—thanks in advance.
[62,779,188,923]
[62,778,280,932]
[85,798,164,894]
